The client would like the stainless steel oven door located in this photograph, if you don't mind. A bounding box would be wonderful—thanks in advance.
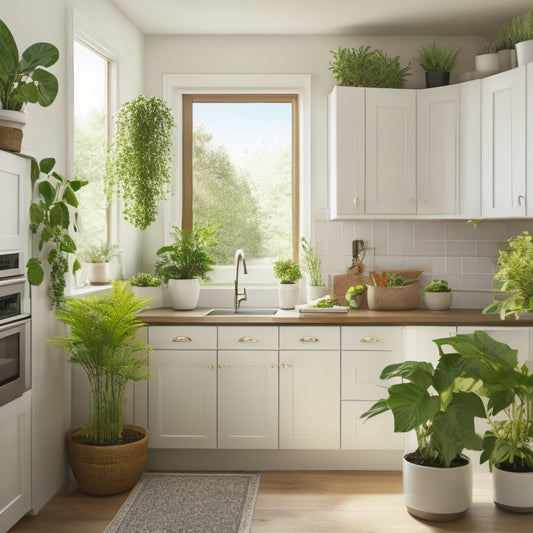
[0,250,24,279]
[0,319,30,407]
[0,278,29,326]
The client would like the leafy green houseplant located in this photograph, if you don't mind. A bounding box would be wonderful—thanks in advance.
[329,45,411,89]
[273,259,302,310]
[345,284,366,309]
[415,41,461,87]
[130,272,161,287]
[423,280,453,311]
[27,157,88,308]
[129,272,163,309]
[50,281,151,496]
[300,237,327,302]
[77,242,118,285]
[105,95,176,230]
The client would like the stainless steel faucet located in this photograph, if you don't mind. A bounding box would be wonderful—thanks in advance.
[234,249,248,312]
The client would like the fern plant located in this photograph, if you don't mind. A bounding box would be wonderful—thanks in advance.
[415,41,461,72]
[495,16,529,51]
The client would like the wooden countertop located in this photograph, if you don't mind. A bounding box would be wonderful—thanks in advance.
[139,307,533,326]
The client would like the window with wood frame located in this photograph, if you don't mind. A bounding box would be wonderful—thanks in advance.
[182,94,299,268]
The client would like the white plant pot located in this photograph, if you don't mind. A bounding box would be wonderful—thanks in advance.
[475,53,500,75]
[0,109,27,130]
[168,278,200,310]
[131,286,163,309]
[493,465,533,513]
[86,262,111,285]
[306,284,328,303]
[498,49,518,71]
[423,291,452,311]
[278,283,299,310]
[403,455,472,521]
[516,39,533,67]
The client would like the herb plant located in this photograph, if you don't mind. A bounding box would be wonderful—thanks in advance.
[77,242,112,263]
[329,46,411,88]
[273,259,303,284]
[300,237,322,286]
[106,95,176,230]
[494,16,529,51]
[423,280,452,293]
[130,272,161,287]
[415,41,462,72]
[27,158,88,308]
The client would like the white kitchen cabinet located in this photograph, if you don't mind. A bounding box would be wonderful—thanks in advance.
[482,66,526,217]
[279,326,340,449]
[527,64,533,217]
[0,391,31,533]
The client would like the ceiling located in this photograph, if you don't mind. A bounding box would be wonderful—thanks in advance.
[111,0,532,36]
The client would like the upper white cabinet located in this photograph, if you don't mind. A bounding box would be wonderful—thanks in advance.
[482,66,526,217]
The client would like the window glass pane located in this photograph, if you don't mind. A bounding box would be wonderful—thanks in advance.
[192,101,293,266]
[73,41,108,246]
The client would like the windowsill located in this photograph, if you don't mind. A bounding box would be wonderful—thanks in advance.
[69,283,112,298]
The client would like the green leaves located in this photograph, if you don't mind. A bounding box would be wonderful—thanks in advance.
[415,41,462,72]
[26,257,44,286]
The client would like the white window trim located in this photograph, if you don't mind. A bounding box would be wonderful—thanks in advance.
[162,74,311,284]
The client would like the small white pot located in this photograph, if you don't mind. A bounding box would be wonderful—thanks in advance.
[498,49,518,71]
[86,262,111,285]
[493,465,533,513]
[403,455,472,521]
[423,291,452,311]
[131,286,163,309]
[475,52,501,74]
[168,278,200,310]
[306,284,328,303]
[516,39,533,67]
[0,109,27,129]
[278,283,299,310]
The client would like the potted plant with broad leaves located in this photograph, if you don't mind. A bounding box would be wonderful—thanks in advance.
[49,281,151,496]
[415,40,461,88]
[434,331,533,513]
[300,237,327,302]
[129,272,163,309]
[361,354,486,521]
[155,224,218,310]
[26,158,88,309]
[106,95,176,230]
[0,18,59,152]
[273,259,302,310]
[423,280,453,311]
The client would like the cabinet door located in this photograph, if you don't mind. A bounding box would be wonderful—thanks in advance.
[482,66,526,217]
[457,327,531,362]
[218,350,278,449]
[148,350,216,448]
[417,85,459,215]
[279,350,340,449]
[365,88,417,214]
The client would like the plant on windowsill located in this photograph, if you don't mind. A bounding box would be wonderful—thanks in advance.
[77,241,119,285]
[273,258,302,310]
[422,279,453,311]
[0,18,59,152]
[129,272,163,309]
[415,40,461,88]
[155,224,218,310]
[300,237,327,302]
[105,95,176,230]
[49,280,151,496]
[26,158,88,309]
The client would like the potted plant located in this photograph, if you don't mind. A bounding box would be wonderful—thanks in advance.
[78,242,114,285]
[494,15,526,70]
[516,7,533,66]
[155,224,218,310]
[482,231,533,319]
[26,157,87,309]
[300,237,327,302]
[129,272,163,309]
[105,95,176,230]
[329,45,411,88]
[415,40,461,88]
[434,331,533,512]
[273,259,302,310]
[49,281,151,496]
[361,354,486,521]
[475,43,500,75]
[0,18,59,152]
[423,280,453,311]
[366,271,421,310]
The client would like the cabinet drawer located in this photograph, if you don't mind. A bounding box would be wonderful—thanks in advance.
[148,326,217,350]
[341,326,403,351]
[280,326,340,350]
[218,326,278,350]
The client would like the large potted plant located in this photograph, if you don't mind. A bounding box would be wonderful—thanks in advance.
[434,331,533,513]
[49,281,151,496]
[273,258,302,310]
[300,237,327,302]
[155,224,218,310]
[0,18,59,152]
[361,355,485,521]
[415,40,461,88]
[105,95,176,230]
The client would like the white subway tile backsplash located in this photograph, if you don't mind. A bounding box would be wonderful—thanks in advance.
[414,240,444,256]
[446,223,463,240]
[414,221,445,240]
[446,240,477,256]
[371,221,389,255]
[504,220,533,237]
[475,240,500,257]
[463,220,505,241]
[446,257,462,275]
[462,274,494,291]
[388,240,414,255]
[389,221,414,240]
[462,257,496,274]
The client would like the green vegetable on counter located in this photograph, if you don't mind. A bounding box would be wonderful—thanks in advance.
[310,295,338,308]
[346,285,367,309]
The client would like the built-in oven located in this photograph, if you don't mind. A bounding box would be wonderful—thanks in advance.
[0,277,30,326]
[0,318,30,407]
[0,250,25,279]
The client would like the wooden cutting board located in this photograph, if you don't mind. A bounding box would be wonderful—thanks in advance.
[333,263,369,307]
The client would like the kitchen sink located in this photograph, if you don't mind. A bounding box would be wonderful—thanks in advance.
[205,308,278,316]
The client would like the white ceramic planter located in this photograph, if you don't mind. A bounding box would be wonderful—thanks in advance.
[516,39,533,67]
[423,291,452,311]
[475,53,500,75]
[86,262,111,285]
[498,49,518,71]
[493,466,533,513]
[168,278,200,310]
[278,283,299,310]
[403,455,472,521]
[131,286,163,309]
[0,109,27,130]
[306,284,328,303]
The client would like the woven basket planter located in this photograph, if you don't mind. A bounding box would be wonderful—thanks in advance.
[0,125,23,152]
[66,424,148,496]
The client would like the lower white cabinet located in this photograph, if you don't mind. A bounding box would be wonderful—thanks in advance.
[0,391,31,533]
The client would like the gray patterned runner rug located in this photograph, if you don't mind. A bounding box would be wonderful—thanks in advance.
[104,472,260,533]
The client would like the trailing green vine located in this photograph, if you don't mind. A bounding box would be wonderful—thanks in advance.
[27,158,88,308]
[105,95,176,230]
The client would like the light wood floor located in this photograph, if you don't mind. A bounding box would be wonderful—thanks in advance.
[9,471,533,532]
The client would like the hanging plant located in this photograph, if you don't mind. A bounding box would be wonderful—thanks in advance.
[106,95,176,230]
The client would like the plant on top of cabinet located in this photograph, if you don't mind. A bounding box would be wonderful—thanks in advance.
[155,224,218,310]
[361,354,485,521]
[475,42,500,75]
[415,40,461,88]
[494,15,526,70]
[482,231,533,320]
[329,45,411,88]
[273,258,302,310]
[50,280,151,496]
[26,158,88,308]
[516,7,533,66]
[423,280,453,311]
[0,19,59,152]
[105,95,176,230]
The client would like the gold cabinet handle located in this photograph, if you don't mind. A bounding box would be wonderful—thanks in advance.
[360,336,381,343]
[218,364,224,370]
[271,363,278,369]
[208,364,215,370]
[280,363,292,369]
[172,336,192,343]
[299,336,319,343]
[238,336,258,343]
